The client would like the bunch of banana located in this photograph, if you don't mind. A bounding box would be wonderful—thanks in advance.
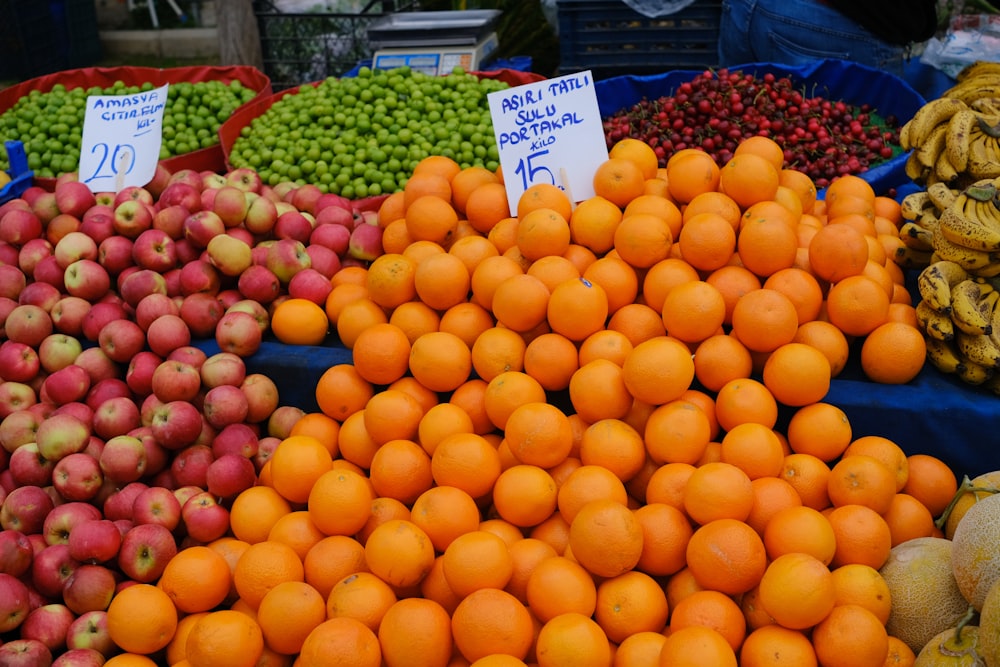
[929,179,1000,277]
[893,182,960,269]
[899,67,1000,188]
[916,258,1000,386]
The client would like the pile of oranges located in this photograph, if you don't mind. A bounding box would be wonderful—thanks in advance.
[118,138,967,667]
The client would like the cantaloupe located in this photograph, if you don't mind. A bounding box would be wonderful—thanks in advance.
[943,470,1000,539]
[914,625,985,666]
[879,536,973,654]
[978,579,1000,667]
[951,491,1000,611]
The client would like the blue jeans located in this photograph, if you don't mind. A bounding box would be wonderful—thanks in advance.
[717,0,906,77]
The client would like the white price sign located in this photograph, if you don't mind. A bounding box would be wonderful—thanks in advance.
[488,71,609,212]
[79,84,169,193]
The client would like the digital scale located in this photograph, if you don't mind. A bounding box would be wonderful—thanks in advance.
[367,10,502,76]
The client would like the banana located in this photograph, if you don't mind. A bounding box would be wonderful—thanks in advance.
[945,109,977,173]
[934,148,960,185]
[899,118,913,151]
[971,97,1000,117]
[905,151,930,184]
[917,260,970,313]
[900,191,934,221]
[950,279,995,336]
[944,81,1000,107]
[893,245,934,270]
[916,123,950,169]
[938,203,1000,252]
[898,221,936,251]
[931,224,997,270]
[957,61,1000,82]
[916,299,957,341]
[956,330,1000,368]
[907,97,970,148]
[956,356,994,385]
[927,181,959,211]
[925,336,966,374]
[966,125,1000,180]
[919,209,942,234]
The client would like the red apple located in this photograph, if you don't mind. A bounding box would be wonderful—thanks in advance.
[0,340,41,383]
[8,443,55,487]
[205,453,256,500]
[170,444,213,489]
[131,228,177,273]
[42,501,103,546]
[53,231,99,269]
[67,518,121,564]
[287,266,334,305]
[178,258,221,296]
[215,310,263,357]
[180,491,230,543]
[117,268,168,309]
[31,543,80,599]
[65,610,114,656]
[112,200,153,239]
[225,299,270,335]
[35,412,91,462]
[5,304,53,347]
[101,482,148,523]
[348,222,384,261]
[21,602,76,652]
[18,282,62,314]
[79,211,116,245]
[37,334,83,374]
[134,293,180,331]
[314,202,355,228]
[0,638,53,666]
[0,528,33,576]
[93,236,134,281]
[148,399,203,451]
[52,453,104,502]
[117,523,177,583]
[166,345,208,370]
[125,351,162,398]
[158,181,201,212]
[0,571,32,633]
[150,360,201,404]
[290,183,323,215]
[145,313,191,359]
[96,318,145,365]
[236,264,281,304]
[200,352,246,389]
[113,185,154,208]
[84,379,130,412]
[15,239,51,281]
[201,384,249,431]
[211,185,249,227]
[244,193,278,235]
[62,563,117,614]
[30,254,65,290]
[304,243,342,279]
[152,203,190,240]
[0,484,55,533]
[274,209,314,243]
[265,237,311,283]
[71,347,118,385]
[98,435,147,485]
[0,207,44,245]
[63,259,112,303]
[40,364,92,408]
[0,409,41,453]
[211,422,259,459]
[241,373,280,424]
[50,296,92,338]
[184,210,226,249]
[225,167,263,193]
[130,485,181,532]
[53,648,107,667]
[267,405,306,439]
[92,397,141,441]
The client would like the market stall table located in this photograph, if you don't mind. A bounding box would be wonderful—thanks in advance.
[190,335,1000,480]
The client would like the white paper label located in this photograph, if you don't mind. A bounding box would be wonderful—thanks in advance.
[488,71,609,212]
[79,84,169,193]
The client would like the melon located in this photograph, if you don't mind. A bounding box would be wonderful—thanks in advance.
[879,536,973,654]
[978,579,1000,667]
[951,492,1000,611]
[914,625,985,666]
[943,470,1000,539]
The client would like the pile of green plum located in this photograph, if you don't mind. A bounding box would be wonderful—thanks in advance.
[0,79,257,179]
[228,66,508,199]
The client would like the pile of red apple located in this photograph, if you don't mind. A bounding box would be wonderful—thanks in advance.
[0,164,385,664]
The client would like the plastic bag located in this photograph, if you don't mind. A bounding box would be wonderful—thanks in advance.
[619,0,695,18]
[920,13,1000,78]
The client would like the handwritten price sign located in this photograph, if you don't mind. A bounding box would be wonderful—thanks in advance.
[488,71,609,212]
[79,84,168,193]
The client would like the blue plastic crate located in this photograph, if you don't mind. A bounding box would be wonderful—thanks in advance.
[556,0,721,80]
[0,141,34,204]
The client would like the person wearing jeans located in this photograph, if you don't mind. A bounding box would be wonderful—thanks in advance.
[717,0,940,77]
